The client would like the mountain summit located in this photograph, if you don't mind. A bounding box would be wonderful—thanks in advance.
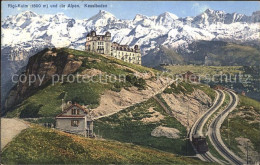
[16,11,38,19]
[156,12,179,26]
[87,10,117,26]
[192,8,252,25]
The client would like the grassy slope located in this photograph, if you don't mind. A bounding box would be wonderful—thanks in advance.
[186,41,260,66]
[163,82,216,101]
[66,48,158,74]
[3,48,224,162]
[142,46,184,67]
[206,43,260,66]
[221,95,260,158]
[196,84,216,101]
[94,97,195,156]
[219,44,260,66]
[6,48,156,119]
[93,81,217,156]
[164,65,260,101]
[1,125,207,164]
[165,65,243,75]
[6,82,107,118]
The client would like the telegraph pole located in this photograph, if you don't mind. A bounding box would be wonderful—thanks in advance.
[228,118,230,146]
[186,107,190,156]
[246,141,249,165]
[61,99,64,112]
[187,107,190,129]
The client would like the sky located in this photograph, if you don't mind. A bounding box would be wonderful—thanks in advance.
[2,1,260,20]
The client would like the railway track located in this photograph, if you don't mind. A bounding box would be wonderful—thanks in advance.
[209,91,246,165]
[189,90,225,164]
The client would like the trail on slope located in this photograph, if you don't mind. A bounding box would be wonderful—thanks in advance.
[1,118,28,150]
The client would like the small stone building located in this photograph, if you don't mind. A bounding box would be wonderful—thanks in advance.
[56,103,94,137]
[182,71,199,82]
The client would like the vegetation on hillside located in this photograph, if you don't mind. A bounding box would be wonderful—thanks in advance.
[1,125,207,164]
[185,41,260,66]
[163,82,215,101]
[218,43,260,66]
[64,48,158,74]
[164,65,260,101]
[165,65,243,75]
[142,46,184,67]
[6,82,107,118]
[5,48,153,118]
[94,98,195,155]
[143,41,260,67]
[196,85,216,101]
[163,82,194,95]
[221,95,260,162]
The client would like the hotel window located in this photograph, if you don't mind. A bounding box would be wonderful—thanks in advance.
[72,109,79,115]
[71,120,79,127]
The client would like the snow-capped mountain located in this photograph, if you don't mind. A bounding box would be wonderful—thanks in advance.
[192,9,248,26]
[87,10,118,27]
[2,9,259,55]
[1,9,260,102]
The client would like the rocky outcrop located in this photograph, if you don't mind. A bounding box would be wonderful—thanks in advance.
[90,77,173,119]
[4,48,82,110]
[151,126,180,139]
[235,137,259,163]
[141,107,164,123]
[161,89,212,127]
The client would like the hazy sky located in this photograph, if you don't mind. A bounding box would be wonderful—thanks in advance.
[2,1,260,20]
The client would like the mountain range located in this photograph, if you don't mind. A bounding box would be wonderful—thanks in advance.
[1,9,260,103]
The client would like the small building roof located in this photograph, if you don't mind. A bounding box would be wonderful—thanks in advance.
[55,103,90,119]
[183,71,194,76]
[56,115,86,119]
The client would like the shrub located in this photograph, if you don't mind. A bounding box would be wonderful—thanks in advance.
[135,78,146,90]
[126,75,137,84]
[81,58,88,67]
[111,87,122,92]
[20,103,43,118]
[111,82,124,92]
[57,92,66,99]
[64,82,103,106]
[163,88,173,94]
[180,82,194,94]
[125,75,146,90]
